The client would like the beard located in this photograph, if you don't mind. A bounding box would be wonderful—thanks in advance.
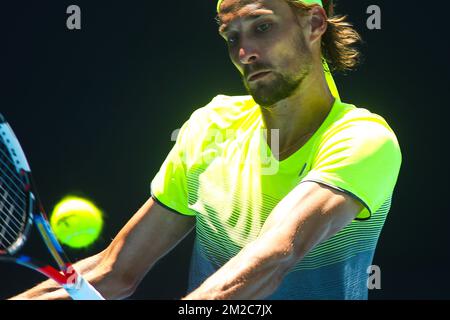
[243,70,308,107]
[242,34,312,107]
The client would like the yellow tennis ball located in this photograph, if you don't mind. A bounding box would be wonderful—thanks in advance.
[50,196,103,249]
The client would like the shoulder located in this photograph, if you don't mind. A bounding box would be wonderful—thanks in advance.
[185,94,260,132]
[314,101,402,167]
[174,94,259,143]
[306,102,402,217]
[190,94,257,120]
[325,101,401,149]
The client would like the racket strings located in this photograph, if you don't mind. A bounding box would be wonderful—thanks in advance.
[0,211,25,250]
[0,143,28,252]
[0,186,27,250]
[0,214,19,244]
[0,195,27,250]
[0,166,26,207]
[0,183,26,230]
[0,141,27,206]
[0,146,27,197]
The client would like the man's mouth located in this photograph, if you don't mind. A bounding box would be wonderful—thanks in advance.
[248,71,271,82]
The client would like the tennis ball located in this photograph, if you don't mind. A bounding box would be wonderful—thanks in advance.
[50,196,103,249]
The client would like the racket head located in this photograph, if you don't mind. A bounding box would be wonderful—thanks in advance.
[0,114,105,299]
[0,114,71,275]
[0,114,34,256]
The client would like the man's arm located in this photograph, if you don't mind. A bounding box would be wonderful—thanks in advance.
[184,181,364,300]
[10,197,195,300]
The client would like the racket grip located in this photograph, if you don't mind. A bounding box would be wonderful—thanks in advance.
[63,275,105,300]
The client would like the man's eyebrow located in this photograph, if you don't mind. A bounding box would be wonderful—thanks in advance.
[218,11,274,35]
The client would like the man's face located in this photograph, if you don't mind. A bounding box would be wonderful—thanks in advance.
[218,0,313,107]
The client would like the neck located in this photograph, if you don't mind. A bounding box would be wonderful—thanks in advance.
[261,63,335,161]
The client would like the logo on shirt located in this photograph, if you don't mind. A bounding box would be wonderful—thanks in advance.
[299,163,307,177]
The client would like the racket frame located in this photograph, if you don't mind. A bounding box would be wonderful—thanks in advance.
[0,115,104,300]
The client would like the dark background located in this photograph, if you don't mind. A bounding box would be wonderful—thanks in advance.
[1,0,449,299]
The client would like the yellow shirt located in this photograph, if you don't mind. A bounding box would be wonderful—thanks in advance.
[151,95,402,298]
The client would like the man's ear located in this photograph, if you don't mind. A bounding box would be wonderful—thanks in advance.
[309,6,328,44]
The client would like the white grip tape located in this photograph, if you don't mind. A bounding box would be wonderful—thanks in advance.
[63,276,105,300]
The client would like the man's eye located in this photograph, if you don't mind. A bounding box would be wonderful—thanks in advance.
[256,23,272,33]
[227,35,239,46]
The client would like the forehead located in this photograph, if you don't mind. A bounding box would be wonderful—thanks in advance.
[218,0,292,30]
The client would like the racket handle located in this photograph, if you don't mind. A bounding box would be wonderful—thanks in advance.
[63,275,105,300]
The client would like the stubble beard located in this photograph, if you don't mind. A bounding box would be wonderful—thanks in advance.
[243,35,312,108]
[244,70,308,107]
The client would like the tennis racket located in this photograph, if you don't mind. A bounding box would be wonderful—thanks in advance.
[0,113,104,300]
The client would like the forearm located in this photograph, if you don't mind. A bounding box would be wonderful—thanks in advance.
[9,197,195,300]
[184,182,363,300]
[184,235,292,300]
[9,250,132,300]
[183,189,350,299]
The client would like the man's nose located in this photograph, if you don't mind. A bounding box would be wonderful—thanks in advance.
[239,46,259,65]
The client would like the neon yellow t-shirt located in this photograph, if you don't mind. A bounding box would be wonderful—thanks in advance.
[151,95,402,299]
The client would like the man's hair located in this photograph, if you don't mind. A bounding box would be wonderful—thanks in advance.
[287,0,361,72]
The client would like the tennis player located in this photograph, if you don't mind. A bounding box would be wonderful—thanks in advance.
[12,0,402,300]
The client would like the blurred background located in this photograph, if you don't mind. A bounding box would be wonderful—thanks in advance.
[1,0,449,299]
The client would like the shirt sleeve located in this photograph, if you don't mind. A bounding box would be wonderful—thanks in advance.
[301,120,402,219]
[150,119,195,216]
